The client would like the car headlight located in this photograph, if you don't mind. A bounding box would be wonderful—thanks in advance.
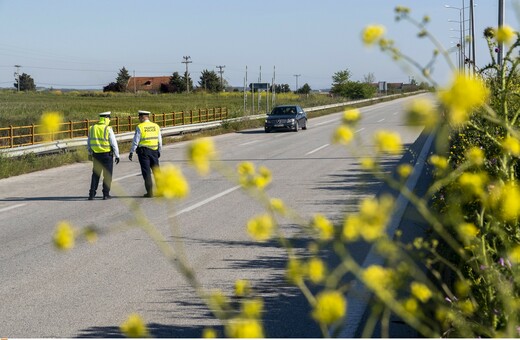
[288,118,295,123]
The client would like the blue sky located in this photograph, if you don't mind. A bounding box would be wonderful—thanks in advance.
[0,0,518,90]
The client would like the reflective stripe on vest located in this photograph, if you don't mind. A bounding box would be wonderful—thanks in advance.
[137,121,160,150]
[89,123,111,153]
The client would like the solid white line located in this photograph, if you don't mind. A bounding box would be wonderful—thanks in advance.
[377,118,385,122]
[114,172,141,182]
[306,144,329,155]
[355,128,365,133]
[171,185,241,217]
[239,140,260,146]
[315,118,338,126]
[0,203,27,213]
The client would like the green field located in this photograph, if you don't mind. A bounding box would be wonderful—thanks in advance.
[0,89,344,127]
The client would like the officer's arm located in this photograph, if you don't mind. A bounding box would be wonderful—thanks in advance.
[108,128,120,158]
[158,130,163,153]
[129,127,141,154]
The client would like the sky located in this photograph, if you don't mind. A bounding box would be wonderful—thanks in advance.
[0,0,518,91]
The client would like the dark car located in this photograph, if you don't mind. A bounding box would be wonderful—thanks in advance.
[264,105,308,132]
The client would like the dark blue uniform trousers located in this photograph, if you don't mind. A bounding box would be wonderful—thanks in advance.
[137,147,160,196]
[89,152,114,198]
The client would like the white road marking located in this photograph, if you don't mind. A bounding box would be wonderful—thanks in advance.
[0,203,27,213]
[171,185,241,217]
[377,118,385,122]
[356,128,365,133]
[240,140,260,146]
[315,118,338,126]
[114,173,141,181]
[306,144,329,155]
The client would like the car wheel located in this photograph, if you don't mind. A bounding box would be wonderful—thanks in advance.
[302,119,307,130]
[265,127,271,133]
[293,121,299,132]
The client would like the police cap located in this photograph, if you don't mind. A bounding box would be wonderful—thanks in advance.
[99,111,111,117]
[138,110,151,116]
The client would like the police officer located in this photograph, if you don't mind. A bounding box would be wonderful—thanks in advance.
[129,110,162,197]
[87,111,120,200]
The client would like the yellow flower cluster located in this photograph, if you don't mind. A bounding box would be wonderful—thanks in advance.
[120,313,149,338]
[39,111,63,140]
[342,108,361,124]
[269,197,287,216]
[342,195,394,242]
[458,172,488,198]
[311,213,334,241]
[154,163,189,199]
[438,73,490,125]
[410,281,433,303]
[311,290,347,325]
[246,214,275,242]
[332,125,354,145]
[502,136,520,156]
[405,98,438,130]
[187,137,216,176]
[362,265,396,299]
[237,162,272,190]
[494,25,516,45]
[374,130,402,154]
[225,318,264,338]
[362,25,386,46]
[53,221,75,250]
[489,181,520,221]
[235,279,251,297]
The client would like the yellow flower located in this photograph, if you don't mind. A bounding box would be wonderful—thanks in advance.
[458,172,488,197]
[404,298,418,313]
[362,265,395,299]
[39,111,63,140]
[311,214,334,241]
[286,258,305,284]
[437,73,489,125]
[429,155,448,170]
[254,166,272,189]
[362,25,386,46]
[509,245,520,264]
[208,289,230,312]
[225,318,264,338]
[465,147,484,165]
[457,223,479,243]
[311,290,347,325]
[495,25,516,45]
[235,279,251,297]
[154,164,189,199]
[360,157,375,170]
[202,328,217,338]
[405,98,438,129]
[269,198,286,215]
[237,161,255,176]
[187,137,216,176]
[502,136,520,156]
[374,130,402,154]
[342,108,361,124]
[397,164,413,179]
[410,282,432,303]
[342,214,362,241]
[241,298,264,319]
[120,313,149,338]
[358,195,393,241]
[332,125,354,145]
[246,214,275,242]
[53,221,75,250]
[307,257,326,284]
[490,182,520,221]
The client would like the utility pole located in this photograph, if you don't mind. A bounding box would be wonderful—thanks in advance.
[14,65,21,91]
[293,74,301,92]
[216,65,225,91]
[470,0,476,74]
[498,0,504,66]
[182,56,192,93]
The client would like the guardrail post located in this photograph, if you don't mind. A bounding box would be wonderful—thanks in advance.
[163,112,166,127]
[190,110,193,124]
[85,119,89,137]
[31,124,35,145]
[9,125,13,148]
[181,111,185,125]
[69,121,73,139]
[115,116,119,134]
[128,116,132,132]
[198,109,201,123]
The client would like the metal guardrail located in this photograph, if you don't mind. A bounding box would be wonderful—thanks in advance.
[0,94,411,158]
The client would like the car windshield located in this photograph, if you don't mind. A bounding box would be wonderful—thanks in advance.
[271,107,297,115]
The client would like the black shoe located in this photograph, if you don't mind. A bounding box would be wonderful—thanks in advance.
[143,193,152,198]
[88,196,94,200]
[103,195,111,200]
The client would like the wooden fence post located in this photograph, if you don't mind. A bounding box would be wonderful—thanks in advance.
[9,125,13,148]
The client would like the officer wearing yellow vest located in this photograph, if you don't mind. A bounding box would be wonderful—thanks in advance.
[87,111,120,200]
[129,110,162,197]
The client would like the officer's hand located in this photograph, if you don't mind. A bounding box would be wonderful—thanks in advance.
[115,157,120,165]
[158,151,161,158]
[129,153,133,161]
[88,154,92,161]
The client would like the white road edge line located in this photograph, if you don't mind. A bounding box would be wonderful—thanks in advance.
[171,185,241,217]
[306,144,329,155]
[0,203,27,213]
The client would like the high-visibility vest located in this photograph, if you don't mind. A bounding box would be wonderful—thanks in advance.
[137,121,160,150]
[89,122,112,153]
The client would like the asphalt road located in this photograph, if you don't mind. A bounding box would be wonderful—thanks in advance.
[0,94,427,338]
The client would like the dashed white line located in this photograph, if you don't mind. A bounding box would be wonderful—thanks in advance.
[239,140,260,146]
[171,185,241,217]
[114,173,141,182]
[377,118,385,122]
[315,118,338,126]
[306,144,329,155]
[0,203,27,213]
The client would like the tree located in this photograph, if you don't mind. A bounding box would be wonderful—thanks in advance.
[296,83,312,94]
[274,84,291,93]
[116,67,130,92]
[14,73,36,91]
[168,72,185,93]
[182,71,194,93]
[198,69,221,92]
[103,82,123,92]
[363,72,376,84]
[331,68,375,99]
